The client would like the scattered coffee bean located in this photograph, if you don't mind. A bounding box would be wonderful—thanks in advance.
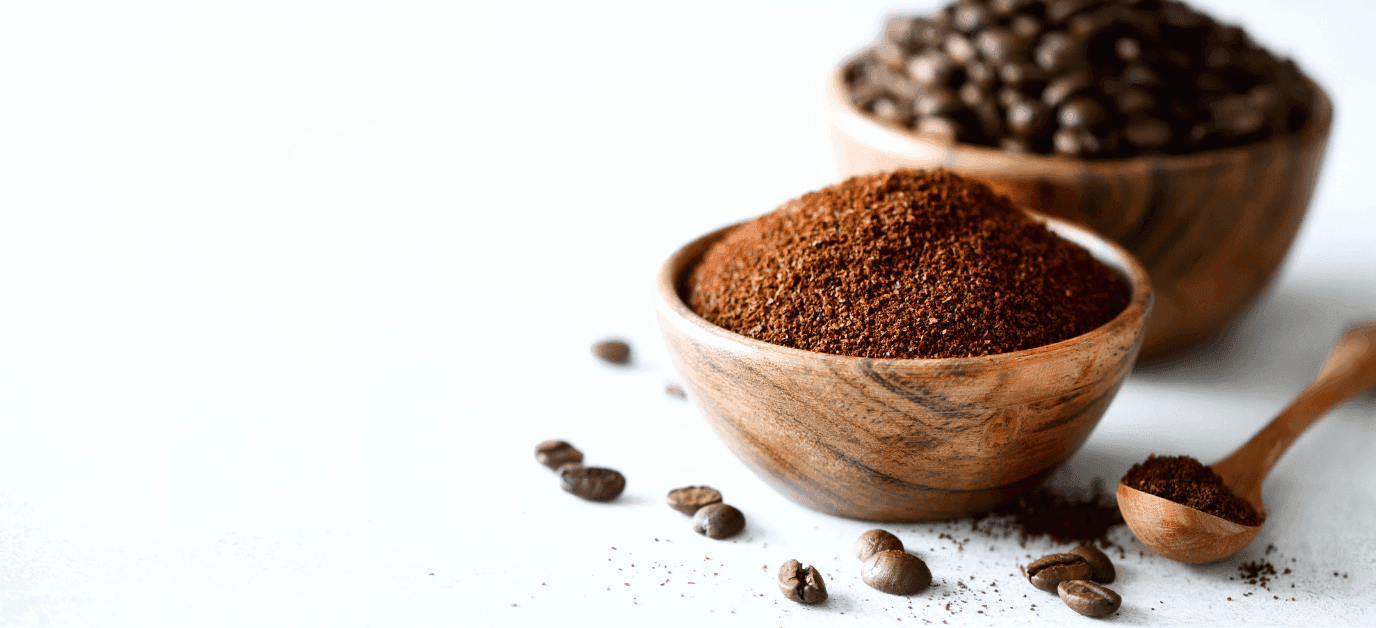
[862,550,932,595]
[592,339,631,364]
[692,503,745,539]
[665,383,687,399]
[1069,544,1116,583]
[778,559,828,604]
[535,440,583,470]
[1025,553,1092,593]
[1058,579,1122,617]
[559,466,625,502]
[666,486,723,515]
[854,529,904,561]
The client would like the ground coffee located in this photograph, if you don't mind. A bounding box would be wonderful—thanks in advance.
[1121,454,1262,526]
[685,169,1129,359]
[847,0,1314,158]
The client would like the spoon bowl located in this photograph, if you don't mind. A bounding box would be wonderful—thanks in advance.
[1118,321,1376,563]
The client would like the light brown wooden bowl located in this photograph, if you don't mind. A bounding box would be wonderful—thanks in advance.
[826,59,1332,359]
[656,216,1153,521]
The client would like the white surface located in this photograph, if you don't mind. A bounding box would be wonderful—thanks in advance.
[0,1,1373,626]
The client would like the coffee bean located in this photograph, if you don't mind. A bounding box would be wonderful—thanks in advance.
[862,550,931,595]
[959,83,987,108]
[875,39,910,70]
[975,28,1019,63]
[907,50,955,86]
[1069,544,1116,583]
[944,33,977,65]
[997,86,1026,108]
[535,440,583,470]
[1115,37,1142,62]
[692,503,745,539]
[915,88,961,117]
[1034,32,1079,74]
[778,559,828,604]
[559,466,625,502]
[666,486,722,515]
[952,1,991,33]
[989,0,1023,19]
[1025,553,1093,593]
[1006,100,1050,137]
[964,61,996,88]
[1116,89,1156,115]
[1010,14,1040,41]
[665,383,687,399]
[854,529,904,561]
[916,116,962,141]
[884,15,920,51]
[1042,70,1091,107]
[1123,63,1162,88]
[1124,116,1172,150]
[1057,96,1105,130]
[1058,580,1122,617]
[872,97,914,127]
[849,81,886,109]
[592,339,631,364]
[998,60,1042,87]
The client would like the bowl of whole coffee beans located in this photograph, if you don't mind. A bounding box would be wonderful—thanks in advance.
[655,169,1152,521]
[827,0,1332,359]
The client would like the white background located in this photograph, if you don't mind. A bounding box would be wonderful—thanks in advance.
[0,1,1373,626]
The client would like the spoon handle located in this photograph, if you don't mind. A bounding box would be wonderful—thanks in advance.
[1213,321,1376,500]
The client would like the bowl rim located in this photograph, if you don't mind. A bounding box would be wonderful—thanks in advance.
[656,210,1154,373]
[826,50,1334,172]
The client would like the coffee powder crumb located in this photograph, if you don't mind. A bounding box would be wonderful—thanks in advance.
[1121,455,1263,526]
[684,169,1130,359]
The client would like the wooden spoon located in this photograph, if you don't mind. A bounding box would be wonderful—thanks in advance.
[1117,321,1376,563]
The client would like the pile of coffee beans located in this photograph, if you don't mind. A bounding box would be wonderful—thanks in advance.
[1024,545,1121,617]
[845,0,1314,157]
[854,529,933,596]
[535,440,626,501]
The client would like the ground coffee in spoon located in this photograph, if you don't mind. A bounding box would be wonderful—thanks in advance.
[684,169,1129,359]
[1121,454,1262,526]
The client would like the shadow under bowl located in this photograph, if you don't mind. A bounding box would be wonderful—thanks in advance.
[655,215,1153,521]
[826,57,1332,360]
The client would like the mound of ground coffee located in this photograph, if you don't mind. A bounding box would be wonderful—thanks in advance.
[1121,454,1262,526]
[684,169,1129,359]
[846,0,1313,158]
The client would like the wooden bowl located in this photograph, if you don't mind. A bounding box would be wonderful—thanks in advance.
[655,216,1153,521]
[826,60,1332,359]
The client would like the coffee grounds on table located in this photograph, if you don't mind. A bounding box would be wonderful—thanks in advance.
[684,169,1130,359]
[1121,454,1262,526]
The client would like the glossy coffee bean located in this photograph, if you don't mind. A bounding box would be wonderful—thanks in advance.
[952,1,990,33]
[1042,70,1091,107]
[692,503,745,539]
[1115,37,1142,62]
[778,560,828,604]
[944,33,977,64]
[665,486,722,515]
[915,88,961,117]
[854,529,904,561]
[592,339,631,364]
[907,50,955,86]
[862,550,931,595]
[964,61,996,88]
[1034,32,1079,73]
[1025,553,1093,593]
[1006,100,1050,137]
[1069,544,1116,584]
[975,27,1018,62]
[559,466,625,502]
[535,440,583,470]
[1058,580,1122,617]
[1057,96,1105,130]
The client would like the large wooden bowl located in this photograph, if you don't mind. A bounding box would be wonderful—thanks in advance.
[827,61,1332,359]
[656,216,1153,521]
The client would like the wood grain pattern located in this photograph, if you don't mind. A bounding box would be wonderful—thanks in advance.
[657,217,1152,521]
[826,61,1333,359]
[1118,321,1376,563]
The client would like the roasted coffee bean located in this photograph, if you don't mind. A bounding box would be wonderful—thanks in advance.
[1124,116,1172,150]
[916,88,961,117]
[964,61,996,88]
[1006,100,1050,137]
[997,86,1026,108]
[1034,32,1079,74]
[862,550,931,595]
[1123,63,1161,88]
[1042,70,1092,107]
[535,440,583,470]
[1025,553,1093,593]
[907,50,955,86]
[559,466,625,502]
[959,83,988,107]
[884,15,920,51]
[1058,580,1122,617]
[976,28,1019,62]
[998,60,1042,87]
[1069,544,1116,583]
[1115,37,1142,62]
[1010,14,1040,41]
[989,0,1023,18]
[944,33,977,65]
[1116,89,1156,115]
[849,81,886,109]
[778,560,828,604]
[666,485,722,515]
[876,39,910,69]
[854,529,904,561]
[952,1,991,33]
[872,97,914,126]
[1212,95,1265,136]
[665,382,687,399]
[692,503,745,539]
[592,339,631,364]
[1058,96,1105,130]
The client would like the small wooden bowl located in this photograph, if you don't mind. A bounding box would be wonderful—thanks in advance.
[826,59,1332,359]
[655,216,1153,521]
